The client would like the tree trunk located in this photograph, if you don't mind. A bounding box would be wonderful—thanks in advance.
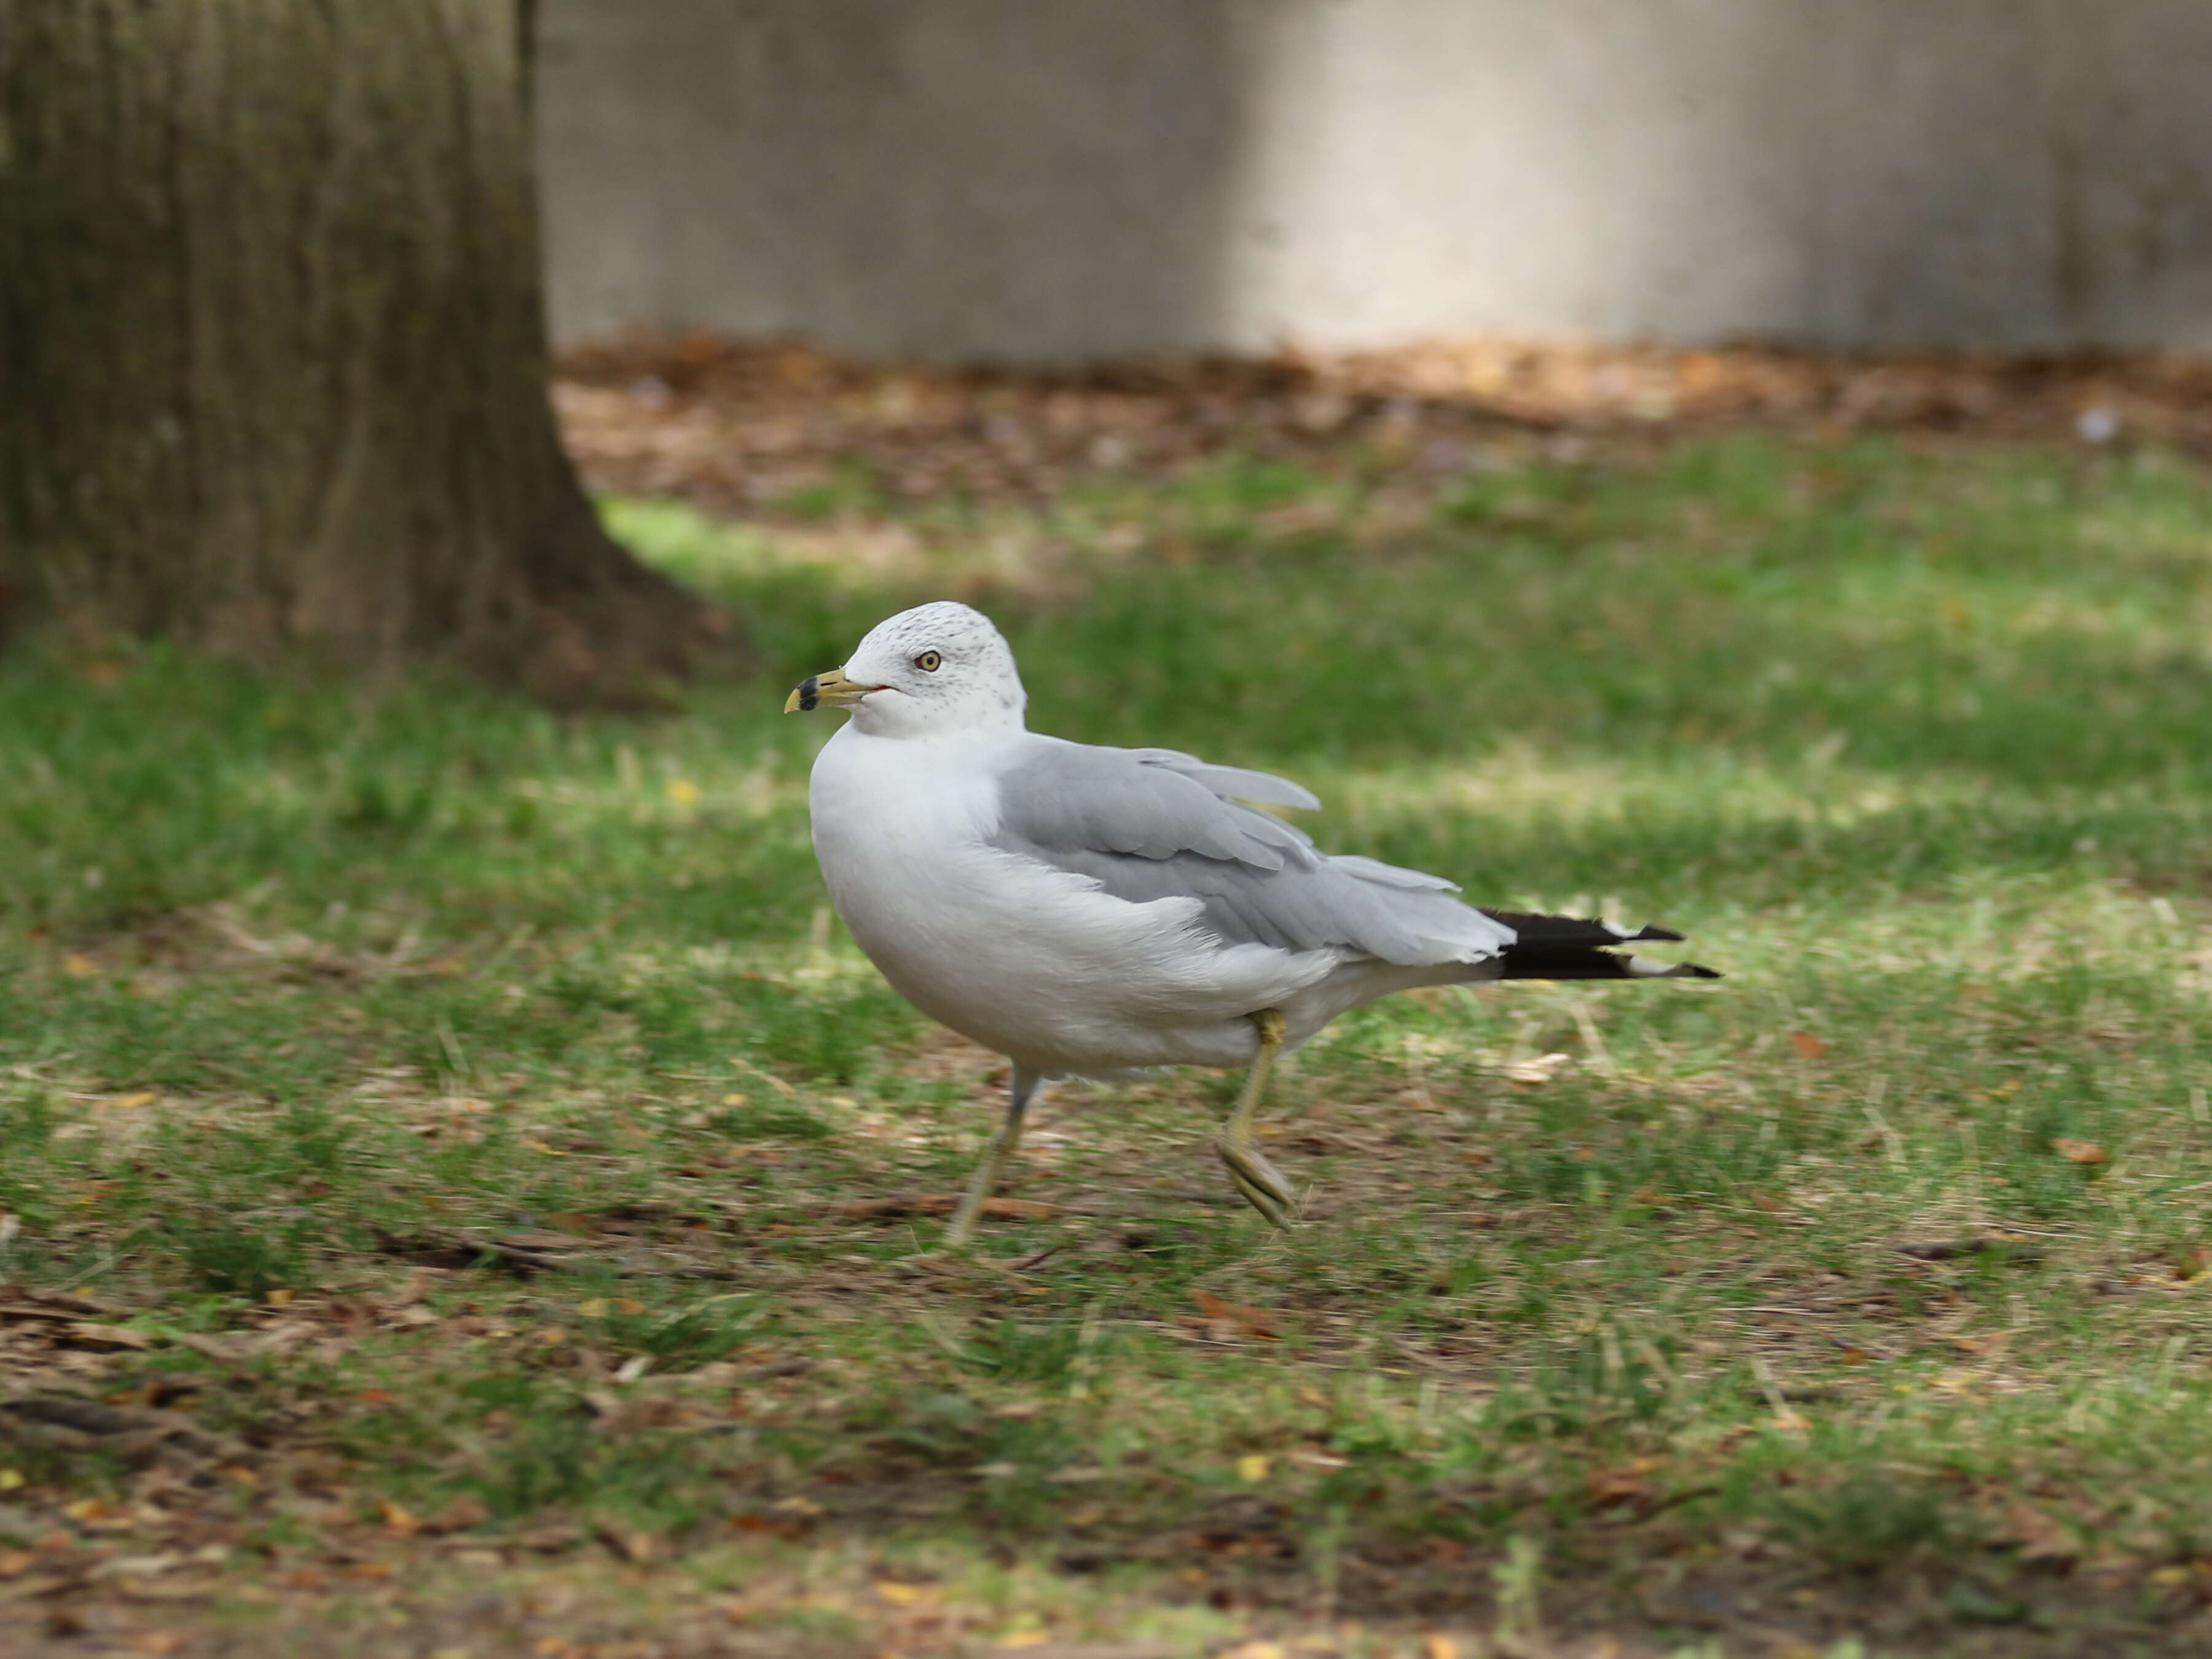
[0,0,727,707]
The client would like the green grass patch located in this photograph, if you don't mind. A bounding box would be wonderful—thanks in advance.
[6,433,2212,1653]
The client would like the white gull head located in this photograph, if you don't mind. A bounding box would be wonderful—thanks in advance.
[785,600,1027,739]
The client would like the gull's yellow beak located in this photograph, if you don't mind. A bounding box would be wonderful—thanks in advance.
[783,667,874,713]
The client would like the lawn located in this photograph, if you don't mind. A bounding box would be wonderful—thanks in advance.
[7,430,2212,1655]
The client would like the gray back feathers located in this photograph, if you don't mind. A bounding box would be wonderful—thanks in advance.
[989,739,1511,965]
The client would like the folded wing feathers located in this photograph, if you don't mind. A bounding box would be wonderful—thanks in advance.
[993,741,1717,976]
[1002,742,1309,869]
[1131,749,1324,812]
[1327,853,1460,892]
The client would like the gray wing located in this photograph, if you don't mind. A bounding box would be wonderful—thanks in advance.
[1123,749,1323,814]
[989,738,1512,965]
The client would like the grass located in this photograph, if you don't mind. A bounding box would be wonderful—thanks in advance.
[6,431,2212,1653]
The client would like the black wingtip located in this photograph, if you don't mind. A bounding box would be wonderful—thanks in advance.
[1476,910,1716,981]
[1632,957,1722,980]
[1478,909,1688,947]
[1493,946,1723,982]
[1622,955,1722,982]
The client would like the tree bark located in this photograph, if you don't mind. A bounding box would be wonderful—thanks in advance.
[0,0,727,706]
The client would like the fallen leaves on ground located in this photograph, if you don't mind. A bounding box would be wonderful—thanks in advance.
[1186,1289,1284,1342]
[1997,1501,2084,1566]
[2052,1137,2110,1165]
[555,331,2212,517]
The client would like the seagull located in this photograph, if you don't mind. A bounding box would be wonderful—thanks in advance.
[785,602,1716,1244]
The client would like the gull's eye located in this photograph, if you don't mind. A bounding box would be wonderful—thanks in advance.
[914,650,943,672]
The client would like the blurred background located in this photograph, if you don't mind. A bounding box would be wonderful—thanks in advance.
[539,0,2212,358]
[539,0,2212,548]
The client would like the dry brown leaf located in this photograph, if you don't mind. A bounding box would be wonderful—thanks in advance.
[2004,1502,2081,1564]
[1789,1030,1826,1060]
[170,1332,253,1367]
[729,1512,810,1539]
[2052,1137,2109,1164]
[65,1322,151,1350]
[377,1499,421,1537]
[595,1524,657,1564]
[426,1494,490,1534]
[0,1303,88,1325]
[1586,1459,1655,1505]
[1190,1288,1281,1339]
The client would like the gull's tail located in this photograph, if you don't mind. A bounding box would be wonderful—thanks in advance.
[1478,910,1720,981]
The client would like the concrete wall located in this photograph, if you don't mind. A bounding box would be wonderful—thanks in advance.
[536,1,2212,361]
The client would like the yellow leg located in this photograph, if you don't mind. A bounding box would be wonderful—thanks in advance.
[1217,1008,1296,1226]
[946,1067,1040,1247]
